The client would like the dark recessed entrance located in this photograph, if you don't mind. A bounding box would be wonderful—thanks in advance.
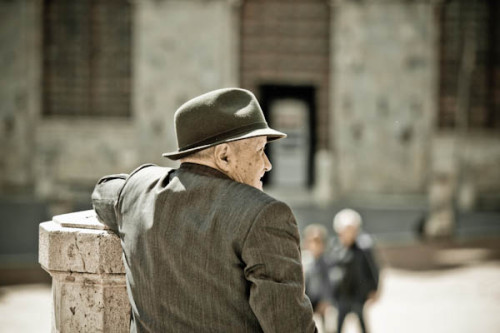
[259,85,316,189]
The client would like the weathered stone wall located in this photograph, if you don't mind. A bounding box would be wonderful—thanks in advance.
[0,0,40,193]
[34,120,138,202]
[431,133,500,209]
[331,1,437,197]
[1,0,499,210]
[462,136,500,196]
[10,0,239,206]
[135,0,240,165]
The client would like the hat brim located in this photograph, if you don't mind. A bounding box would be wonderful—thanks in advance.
[162,128,286,160]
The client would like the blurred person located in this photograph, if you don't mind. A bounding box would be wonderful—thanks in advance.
[303,224,337,333]
[331,209,380,333]
[91,88,317,332]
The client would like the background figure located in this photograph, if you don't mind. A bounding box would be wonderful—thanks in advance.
[331,209,380,333]
[303,224,337,333]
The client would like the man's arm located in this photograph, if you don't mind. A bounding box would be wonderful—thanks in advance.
[91,174,127,232]
[358,234,380,292]
[91,164,163,232]
[364,246,380,292]
[242,201,317,333]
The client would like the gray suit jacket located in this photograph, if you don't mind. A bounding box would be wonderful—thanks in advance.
[92,162,316,332]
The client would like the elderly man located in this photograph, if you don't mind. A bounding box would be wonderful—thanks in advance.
[92,88,317,332]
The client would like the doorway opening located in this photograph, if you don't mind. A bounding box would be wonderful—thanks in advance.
[259,85,316,189]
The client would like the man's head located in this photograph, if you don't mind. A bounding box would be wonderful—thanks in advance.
[181,136,271,190]
[165,88,284,190]
[303,224,328,259]
[333,209,362,247]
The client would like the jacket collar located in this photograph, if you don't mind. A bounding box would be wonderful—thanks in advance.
[179,162,231,181]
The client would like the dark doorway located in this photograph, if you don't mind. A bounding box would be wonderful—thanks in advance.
[259,85,316,188]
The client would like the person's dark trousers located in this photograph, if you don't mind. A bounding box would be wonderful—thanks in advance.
[337,300,367,333]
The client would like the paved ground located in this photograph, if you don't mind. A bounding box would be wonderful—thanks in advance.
[365,263,500,333]
[0,284,51,333]
[1,238,500,333]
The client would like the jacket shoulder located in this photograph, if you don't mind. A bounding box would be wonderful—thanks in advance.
[128,163,165,178]
[223,180,282,207]
[125,163,173,185]
[117,164,174,207]
[357,233,375,250]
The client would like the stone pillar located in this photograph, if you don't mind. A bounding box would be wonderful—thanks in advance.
[426,135,457,238]
[330,0,437,196]
[426,173,456,237]
[313,149,335,206]
[39,210,130,332]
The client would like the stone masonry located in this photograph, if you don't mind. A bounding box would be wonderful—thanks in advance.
[331,1,437,196]
[39,210,130,332]
[1,0,499,222]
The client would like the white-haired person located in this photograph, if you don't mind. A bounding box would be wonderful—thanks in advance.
[330,209,380,333]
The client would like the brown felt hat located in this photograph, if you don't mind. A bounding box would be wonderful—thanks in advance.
[163,88,286,160]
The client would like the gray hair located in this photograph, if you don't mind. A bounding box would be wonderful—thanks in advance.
[333,209,362,233]
[182,146,215,160]
[303,224,328,242]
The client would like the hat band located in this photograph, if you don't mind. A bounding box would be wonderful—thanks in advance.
[179,122,269,152]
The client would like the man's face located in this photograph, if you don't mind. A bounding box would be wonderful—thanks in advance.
[305,231,325,259]
[227,136,272,190]
[339,225,358,247]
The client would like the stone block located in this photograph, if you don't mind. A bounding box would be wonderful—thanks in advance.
[51,272,129,333]
[40,210,125,275]
[39,210,130,332]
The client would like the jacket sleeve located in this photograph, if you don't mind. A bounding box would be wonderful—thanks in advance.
[358,234,380,292]
[91,173,128,232]
[91,164,156,232]
[242,201,317,333]
[363,246,380,292]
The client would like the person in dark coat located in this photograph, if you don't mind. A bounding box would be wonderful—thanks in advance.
[91,88,317,332]
[331,209,380,333]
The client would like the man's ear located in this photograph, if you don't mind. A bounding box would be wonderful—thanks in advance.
[214,143,231,172]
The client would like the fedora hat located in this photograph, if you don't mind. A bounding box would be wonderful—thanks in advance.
[163,88,286,160]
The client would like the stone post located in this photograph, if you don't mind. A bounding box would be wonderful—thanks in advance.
[39,210,130,332]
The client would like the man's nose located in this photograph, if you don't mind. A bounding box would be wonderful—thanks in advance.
[264,154,272,171]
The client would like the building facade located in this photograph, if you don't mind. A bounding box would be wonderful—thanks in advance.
[1,0,499,219]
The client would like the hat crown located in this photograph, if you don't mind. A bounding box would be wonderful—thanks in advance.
[163,88,286,160]
[175,88,267,150]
